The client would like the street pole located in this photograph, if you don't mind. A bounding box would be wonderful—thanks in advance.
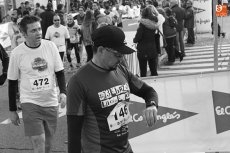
[213,0,218,71]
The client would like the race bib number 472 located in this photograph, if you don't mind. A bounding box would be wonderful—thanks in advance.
[107,102,132,131]
[29,75,52,92]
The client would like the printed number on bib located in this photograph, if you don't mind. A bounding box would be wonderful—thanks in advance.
[29,75,52,92]
[107,102,131,131]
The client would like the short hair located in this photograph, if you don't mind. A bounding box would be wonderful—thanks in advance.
[13,8,22,17]
[25,1,29,5]
[57,4,64,10]
[19,15,41,33]
[47,2,53,10]
[36,3,40,7]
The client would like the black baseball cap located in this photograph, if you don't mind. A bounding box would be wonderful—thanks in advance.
[91,25,135,54]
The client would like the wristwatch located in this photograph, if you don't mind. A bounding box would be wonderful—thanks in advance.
[146,101,158,109]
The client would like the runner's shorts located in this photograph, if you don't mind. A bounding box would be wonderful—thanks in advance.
[21,103,58,136]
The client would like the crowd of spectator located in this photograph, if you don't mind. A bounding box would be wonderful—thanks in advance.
[4,0,196,76]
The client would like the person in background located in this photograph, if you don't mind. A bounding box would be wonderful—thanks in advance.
[67,25,159,153]
[113,3,126,28]
[33,3,44,17]
[7,15,66,153]
[133,6,159,77]
[184,0,195,45]
[92,2,100,13]
[81,10,96,62]
[45,14,70,61]
[24,1,32,13]
[163,7,183,65]
[40,3,55,39]
[170,0,186,57]
[55,4,65,25]
[73,6,86,64]
[73,6,85,26]
[18,2,26,16]
[66,14,82,70]
[0,43,9,86]
[8,9,23,50]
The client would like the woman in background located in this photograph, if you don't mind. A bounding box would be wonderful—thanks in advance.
[133,6,159,77]
[81,10,96,62]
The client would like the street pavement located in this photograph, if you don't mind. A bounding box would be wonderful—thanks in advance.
[0,17,230,153]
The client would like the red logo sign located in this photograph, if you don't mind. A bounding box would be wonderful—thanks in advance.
[216,5,228,17]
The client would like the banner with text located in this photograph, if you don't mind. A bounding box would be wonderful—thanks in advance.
[193,0,212,33]
[128,71,230,153]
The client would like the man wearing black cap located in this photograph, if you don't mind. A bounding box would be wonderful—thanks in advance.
[66,25,159,153]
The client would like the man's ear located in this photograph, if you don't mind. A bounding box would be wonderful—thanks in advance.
[20,30,27,38]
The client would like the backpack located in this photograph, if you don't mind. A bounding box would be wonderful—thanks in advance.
[168,16,177,28]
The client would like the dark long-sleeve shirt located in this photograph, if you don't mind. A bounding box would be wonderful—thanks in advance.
[0,43,9,74]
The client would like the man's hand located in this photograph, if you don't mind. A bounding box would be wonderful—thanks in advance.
[142,105,158,127]
[58,93,66,108]
[0,74,7,85]
[10,111,21,126]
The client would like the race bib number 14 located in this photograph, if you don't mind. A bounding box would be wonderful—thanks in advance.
[107,102,132,131]
[29,75,52,92]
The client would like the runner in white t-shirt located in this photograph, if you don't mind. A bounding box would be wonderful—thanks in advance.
[7,15,67,153]
[45,14,70,61]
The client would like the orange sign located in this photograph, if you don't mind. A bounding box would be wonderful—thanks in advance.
[216,5,228,17]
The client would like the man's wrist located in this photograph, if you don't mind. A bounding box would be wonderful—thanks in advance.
[146,101,158,108]
[2,72,7,76]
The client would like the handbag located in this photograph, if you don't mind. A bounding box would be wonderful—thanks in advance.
[156,29,167,48]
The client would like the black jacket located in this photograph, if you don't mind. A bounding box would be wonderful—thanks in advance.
[133,19,158,59]
[171,4,186,32]
[184,6,194,29]
[40,9,55,39]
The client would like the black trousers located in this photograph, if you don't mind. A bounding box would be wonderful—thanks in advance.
[67,43,81,63]
[137,56,158,77]
[85,45,93,62]
[165,36,176,62]
[59,52,64,61]
[187,28,195,44]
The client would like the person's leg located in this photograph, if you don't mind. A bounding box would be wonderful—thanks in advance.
[137,55,147,77]
[188,28,195,44]
[175,32,180,53]
[59,52,64,61]
[85,45,93,62]
[21,103,46,153]
[148,57,158,76]
[178,30,185,56]
[165,37,175,63]
[43,106,58,153]
[66,44,73,65]
[30,134,46,153]
[73,44,81,64]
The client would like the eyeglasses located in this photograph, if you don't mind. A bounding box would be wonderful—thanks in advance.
[54,19,60,21]
[105,47,123,58]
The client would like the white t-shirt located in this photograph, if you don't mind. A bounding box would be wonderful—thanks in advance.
[45,25,70,52]
[7,40,64,107]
